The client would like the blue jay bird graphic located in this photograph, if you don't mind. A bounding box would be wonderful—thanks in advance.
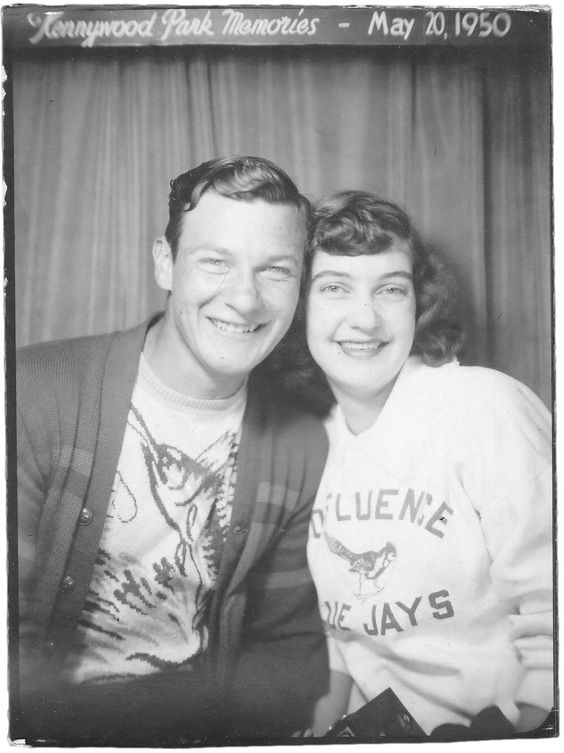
[325,532,396,599]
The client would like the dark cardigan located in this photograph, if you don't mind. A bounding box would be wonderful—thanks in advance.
[15,317,329,743]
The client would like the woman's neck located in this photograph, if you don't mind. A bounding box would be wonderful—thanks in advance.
[332,380,396,435]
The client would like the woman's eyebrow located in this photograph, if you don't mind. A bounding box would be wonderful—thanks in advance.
[310,270,352,283]
[378,271,413,281]
[311,269,413,283]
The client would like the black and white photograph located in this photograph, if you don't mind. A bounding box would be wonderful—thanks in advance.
[3,1,558,748]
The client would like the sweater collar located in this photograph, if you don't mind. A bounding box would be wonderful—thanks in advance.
[332,356,459,480]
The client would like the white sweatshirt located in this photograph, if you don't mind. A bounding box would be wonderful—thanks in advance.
[307,356,553,734]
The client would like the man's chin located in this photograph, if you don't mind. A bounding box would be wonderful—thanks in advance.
[207,357,262,384]
[207,348,271,375]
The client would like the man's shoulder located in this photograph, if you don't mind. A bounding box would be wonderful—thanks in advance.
[15,319,153,410]
[16,319,151,379]
[16,330,118,387]
[243,390,329,505]
[275,401,327,443]
[17,330,115,363]
[248,385,329,461]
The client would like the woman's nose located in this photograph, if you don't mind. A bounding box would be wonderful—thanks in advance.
[346,297,381,330]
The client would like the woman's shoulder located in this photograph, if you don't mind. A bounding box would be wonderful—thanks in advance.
[418,361,551,454]
[443,362,548,415]
[409,357,546,408]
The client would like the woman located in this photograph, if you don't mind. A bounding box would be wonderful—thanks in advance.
[303,191,553,737]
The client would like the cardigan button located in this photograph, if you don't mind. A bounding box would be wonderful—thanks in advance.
[78,508,93,526]
[60,575,76,593]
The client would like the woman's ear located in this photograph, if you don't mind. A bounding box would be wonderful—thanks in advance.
[152,237,174,292]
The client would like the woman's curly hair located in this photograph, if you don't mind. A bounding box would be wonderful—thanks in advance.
[257,191,464,416]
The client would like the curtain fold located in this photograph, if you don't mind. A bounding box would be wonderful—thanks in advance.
[12,45,551,404]
[410,51,488,364]
[484,48,551,398]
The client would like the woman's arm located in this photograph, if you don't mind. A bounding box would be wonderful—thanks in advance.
[456,377,554,724]
[312,669,353,736]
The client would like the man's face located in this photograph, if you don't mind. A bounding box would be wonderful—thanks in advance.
[154,190,305,397]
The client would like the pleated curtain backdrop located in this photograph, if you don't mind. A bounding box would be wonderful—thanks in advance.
[11,45,551,404]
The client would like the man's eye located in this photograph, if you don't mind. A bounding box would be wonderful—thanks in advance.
[203,258,229,272]
[263,266,293,280]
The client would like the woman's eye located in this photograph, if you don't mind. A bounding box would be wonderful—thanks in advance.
[381,285,406,299]
[321,284,345,295]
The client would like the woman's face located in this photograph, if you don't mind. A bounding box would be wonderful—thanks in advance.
[306,242,416,411]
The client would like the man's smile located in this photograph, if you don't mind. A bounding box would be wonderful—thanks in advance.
[208,316,264,335]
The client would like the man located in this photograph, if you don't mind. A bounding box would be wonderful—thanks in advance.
[15,156,328,745]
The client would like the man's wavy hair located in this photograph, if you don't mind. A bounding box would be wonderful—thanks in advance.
[263,190,464,416]
[165,156,311,260]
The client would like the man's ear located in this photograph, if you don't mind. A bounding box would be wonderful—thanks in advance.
[153,237,174,292]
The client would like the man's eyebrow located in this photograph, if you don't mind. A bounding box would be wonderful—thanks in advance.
[190,245,232,255]
[189,248,299,264]
[264,254,301,265]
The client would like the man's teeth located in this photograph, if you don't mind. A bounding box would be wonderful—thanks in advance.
[339,341,384,352]
[210,318,259,334]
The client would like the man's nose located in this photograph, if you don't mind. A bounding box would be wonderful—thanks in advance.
[222,268,262,314]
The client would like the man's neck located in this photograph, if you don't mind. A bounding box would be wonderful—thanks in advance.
[143,317,246,400]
